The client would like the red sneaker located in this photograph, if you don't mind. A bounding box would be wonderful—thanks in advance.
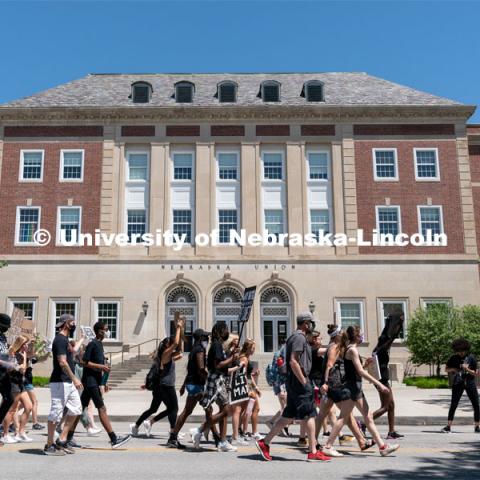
[255,439,272,461]
[307,451,332,462]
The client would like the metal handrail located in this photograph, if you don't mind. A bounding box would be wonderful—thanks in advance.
[107,338,161,366]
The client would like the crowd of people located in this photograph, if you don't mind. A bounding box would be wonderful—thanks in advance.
[0,307,479,462]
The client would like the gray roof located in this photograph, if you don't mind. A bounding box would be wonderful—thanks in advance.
[0,72,462,109]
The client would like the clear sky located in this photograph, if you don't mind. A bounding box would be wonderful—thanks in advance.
[1,0,479,122]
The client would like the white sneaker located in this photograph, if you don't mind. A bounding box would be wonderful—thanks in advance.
[14,433,33,443]
[143,420,152,437]
[53,430,60,441]
[178,432,185,439]
[230,437,249,446]
[218,440,237,452]
[252,432,263,441]
[322,446,344,457]
[87,427,101,437]
[380,443,400,457]
[2,435,18,444]
[129,423,139,437]
[189,427,202,450]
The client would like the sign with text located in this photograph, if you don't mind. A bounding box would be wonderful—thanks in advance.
[238,286,256,323]
[230,366,249,405]
[7,308,33,345]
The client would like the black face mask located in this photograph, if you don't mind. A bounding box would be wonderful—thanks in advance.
[69,325,77,334]
[222,332,230,341]
[0,326,8,334]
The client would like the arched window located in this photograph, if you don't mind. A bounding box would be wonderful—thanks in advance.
[175,81,195,103]
[213,286,243,336]
[259,81,281,102]
[302,80,324,102]
[217,81,237,103]
[130,81,153,103]
[260,286,291,352]
[165,285,197,351]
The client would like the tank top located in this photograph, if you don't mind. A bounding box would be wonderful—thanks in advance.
[343,346,361,384]
[160,358,176,386]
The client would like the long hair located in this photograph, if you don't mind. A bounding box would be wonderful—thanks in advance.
[327,323,342,345]
[9,334,30,356]
[211,321,229,343]
[240,339,255,357]
[339,325,361,356]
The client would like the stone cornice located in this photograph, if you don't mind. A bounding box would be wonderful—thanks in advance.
[0,104,475,123]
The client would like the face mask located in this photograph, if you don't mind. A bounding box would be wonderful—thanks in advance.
[222,332,230,341]
[69,324,77,334]
[201,341,208,350]
[105,330,111,339]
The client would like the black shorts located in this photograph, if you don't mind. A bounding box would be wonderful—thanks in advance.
[328,381,364,403]
[282,381,316,420]
[81,385,105,410]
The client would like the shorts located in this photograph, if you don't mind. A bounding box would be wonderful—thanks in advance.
[81,385,105,410]
[282,381,316,420]
[186,384,204,397]
[329,381,364,403]
[48,382,83,423]
[24,383,34,392]
[273,384,285,396]
[11,382,24,395]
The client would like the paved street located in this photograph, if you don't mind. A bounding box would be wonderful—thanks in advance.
[2,423,479,479]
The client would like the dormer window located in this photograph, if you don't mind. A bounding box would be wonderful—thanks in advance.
[131,82,152,103]
[260,81,280,102]
[302,80,324,102]
[175,82,194,103]
[218,82,237,103]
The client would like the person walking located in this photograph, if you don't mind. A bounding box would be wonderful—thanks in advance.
[442,338,480,433]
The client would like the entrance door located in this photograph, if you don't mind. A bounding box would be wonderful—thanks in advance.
[213,286,243,340]
[260,286,291,352]
[165,286,197,352]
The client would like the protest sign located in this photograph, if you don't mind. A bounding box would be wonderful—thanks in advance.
[230,366,250,405]
[81,326,96,341]
[238,286,256,323]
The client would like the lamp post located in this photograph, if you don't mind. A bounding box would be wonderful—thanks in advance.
[142,301,149,316]
[308,301,315,315]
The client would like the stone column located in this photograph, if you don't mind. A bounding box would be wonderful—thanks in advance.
[195,142,213,256]
[149,143,167,256]
[286,141,304,255]
[332,141,347,255]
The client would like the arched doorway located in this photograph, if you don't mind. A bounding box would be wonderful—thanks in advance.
[165,285,197,352]
[213,286,243,338]
[260,286,291,352]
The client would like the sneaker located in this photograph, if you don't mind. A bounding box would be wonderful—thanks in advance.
[14,433,33,443]
[252,432,263,441]
[166,437,186,449]
[130,423,139,437]
[322,446,344,457]
[255,439,272,461]
[218,440,237,452]
[323,431,331,437]
[475,426,480,433]
[53,430,60,442]
[380,443,399,456]
[190,427,202,450]
[339,434,354,445]
[43,443,66,456]
[441,426,451,433]
[66,439,82,449]
[297,437,308,448]
[143,420,152,438]
[32,423,45,431]
[178,432,186,439]
[87,427,102,436]
[240,434,251,443]
[386,431,404,440]
[2,435,18,444]
[307,451,332,462]
[56,440,75,454]
[360,439,376,451]
[231,437,249,446]
[111,435,132,449]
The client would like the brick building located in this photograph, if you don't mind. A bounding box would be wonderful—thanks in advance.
[0,72,479,376]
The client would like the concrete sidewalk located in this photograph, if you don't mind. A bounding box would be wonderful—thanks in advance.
[32,384,479,425]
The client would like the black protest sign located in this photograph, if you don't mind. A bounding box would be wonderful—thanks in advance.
[238,286,256,323]
[230,366,249,405]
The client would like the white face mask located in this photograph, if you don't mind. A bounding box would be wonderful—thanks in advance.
[105,330,111,339]
[201,341,208,351]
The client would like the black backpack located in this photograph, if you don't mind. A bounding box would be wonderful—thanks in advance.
[145,362,160,391]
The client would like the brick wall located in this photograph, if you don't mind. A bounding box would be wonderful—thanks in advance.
[355,140,464,254]
[0,142,102,254]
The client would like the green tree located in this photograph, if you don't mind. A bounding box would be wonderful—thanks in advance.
[406,304,461,376]
[457,304,480,357]
[0,261,7,269]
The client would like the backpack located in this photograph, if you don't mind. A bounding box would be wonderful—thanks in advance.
[145,362,160,391]
[265,348,286,387]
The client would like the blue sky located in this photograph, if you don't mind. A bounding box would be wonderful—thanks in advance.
[1,1,479,122]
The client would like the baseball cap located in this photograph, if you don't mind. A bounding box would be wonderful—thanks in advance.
[296,311,314,325]
[193,328,210,340]
[0,313,11,330]
[55,313,75,328]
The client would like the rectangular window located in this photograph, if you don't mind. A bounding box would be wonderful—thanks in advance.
[127,209,147,243]
[308,152,328,180]
[218,209,238,244]
[173,209,192,244]
[218,153,238,180]
[418,206,443,236]
[421,298,452,310]
[20,150,43,181]
[373,149,398,180]
[337,301,364,330]
[310,209,330,238]
[54,301,77,338]
[263,153,283,180]
[128,153,148,181]
[16,207,40,244]
[415,149,439,180]
[376,206,401,236]
[264,209,284,239]
[379,300,407,341]
[61,150,84,181]
[173,153,193,180]
[96,302,119,340]
[57,207,81,244]
[11,301,35,321]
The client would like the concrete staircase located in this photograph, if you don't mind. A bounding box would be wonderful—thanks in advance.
[108,353,275,390]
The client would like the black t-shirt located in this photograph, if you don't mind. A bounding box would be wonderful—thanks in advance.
[309,347,324,383]
[82,339,105,387]
[447,354,478,384]
[50,334,75,383]
[207,340,227,374]
[186,343,207,385]
[0,333,9,381]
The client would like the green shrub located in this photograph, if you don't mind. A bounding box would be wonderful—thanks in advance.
[32,376,50,387]
[404,376,449,389]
